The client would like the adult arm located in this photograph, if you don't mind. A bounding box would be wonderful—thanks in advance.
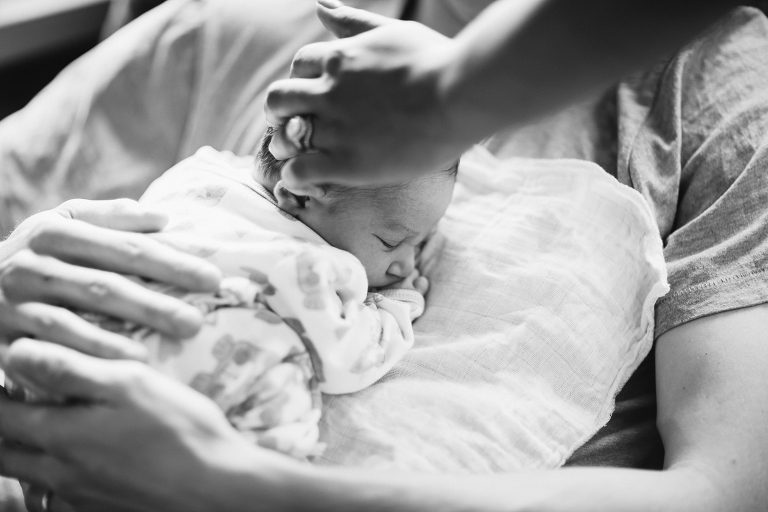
[0,199,221,359]
[0,303,765,511]
[265,0,737,189]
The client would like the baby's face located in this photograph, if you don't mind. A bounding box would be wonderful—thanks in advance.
[296,175,454,288]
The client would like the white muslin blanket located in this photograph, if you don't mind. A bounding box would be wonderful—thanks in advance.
[316,147,669,472]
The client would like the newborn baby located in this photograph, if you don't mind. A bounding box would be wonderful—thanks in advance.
[13,131,456,459]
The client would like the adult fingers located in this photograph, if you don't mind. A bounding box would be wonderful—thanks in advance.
[267,125,301,161]
[1,339,130,403]
[280,151,360,189]
[316,1,398,38]
[54,198,168,233]
[0,395,60,449]
[290,43,327,79]
[28,219,221,293]
[4,302,147,360]
[268,121,341,164]
[0,252,203,339]
[0,443,62,491]
[264,78,327,129]
[415,275,429,295]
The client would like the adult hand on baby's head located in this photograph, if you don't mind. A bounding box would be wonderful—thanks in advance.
[265,0,467,189]
[0,199,222,360]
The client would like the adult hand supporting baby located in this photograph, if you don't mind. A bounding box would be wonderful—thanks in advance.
[266,0,733,189]
[0,338,292,512]
[0,199,222,360]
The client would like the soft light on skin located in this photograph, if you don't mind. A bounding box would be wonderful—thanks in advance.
[273,175,454,287]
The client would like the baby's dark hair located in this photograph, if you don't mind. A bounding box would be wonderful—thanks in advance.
[257,127,287,184]
[256,127,459,197]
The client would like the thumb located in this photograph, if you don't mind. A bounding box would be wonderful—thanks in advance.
[55,198,168,233]
[3,339,127,402]
[316,0,397,38]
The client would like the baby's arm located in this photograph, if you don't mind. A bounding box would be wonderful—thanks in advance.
[264,245,418,395]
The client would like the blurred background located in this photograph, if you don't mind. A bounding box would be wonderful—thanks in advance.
[0,0,163,120]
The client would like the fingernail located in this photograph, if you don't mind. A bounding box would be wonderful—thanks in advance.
[192,263,223,293]
[172,305,204,339]
[317,0,343,8]
[134,206,169,231]
[100,341,146,361]
[122,342,149,362]
[268,138,295,161]
[141,206,169,221]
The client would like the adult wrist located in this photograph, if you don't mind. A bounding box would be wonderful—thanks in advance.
[201,441,314,512]
[431,37,501,153]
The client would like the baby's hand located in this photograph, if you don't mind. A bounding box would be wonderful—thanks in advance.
[380,269,429,296]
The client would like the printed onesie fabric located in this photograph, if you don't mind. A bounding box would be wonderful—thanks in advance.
[11,147,422,459]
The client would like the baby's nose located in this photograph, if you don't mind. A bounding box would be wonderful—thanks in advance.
[387,259,415,279]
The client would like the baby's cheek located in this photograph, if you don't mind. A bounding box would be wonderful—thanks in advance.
[365,268,389,288]
[345,247,385,287]
[365,261,395,288]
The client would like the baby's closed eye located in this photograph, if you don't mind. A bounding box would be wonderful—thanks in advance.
[374,235,400,251]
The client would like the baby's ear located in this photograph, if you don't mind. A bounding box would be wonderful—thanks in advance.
[274,180,325,214]
[274,180,306,214]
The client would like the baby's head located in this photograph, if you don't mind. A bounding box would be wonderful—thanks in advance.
[255,128,456,287]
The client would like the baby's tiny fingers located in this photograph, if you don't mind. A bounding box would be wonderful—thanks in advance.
[405,269,420,282]
[414,276,429,295]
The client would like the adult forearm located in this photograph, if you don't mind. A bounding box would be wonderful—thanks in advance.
[439,0,737,145]
[235,462,726,512]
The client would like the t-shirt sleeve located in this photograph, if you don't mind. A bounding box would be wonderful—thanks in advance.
[617,7,768,337]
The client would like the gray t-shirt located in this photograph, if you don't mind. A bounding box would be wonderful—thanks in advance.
[567,7,768,468]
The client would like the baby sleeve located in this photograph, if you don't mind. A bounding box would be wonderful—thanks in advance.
[375,288,425,320]
[264,244,416,395]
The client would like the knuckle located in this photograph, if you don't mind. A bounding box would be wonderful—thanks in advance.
[32,312,57,334]
[86,276,115,301]
[55,199,89,219]
[117,237,145,264]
